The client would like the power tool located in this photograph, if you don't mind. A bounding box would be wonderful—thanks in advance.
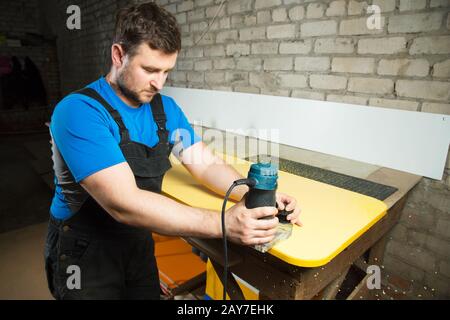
[220,160,293,299]
[245,162,293,253]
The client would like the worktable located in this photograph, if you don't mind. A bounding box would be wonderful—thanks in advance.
[162,148,421,300]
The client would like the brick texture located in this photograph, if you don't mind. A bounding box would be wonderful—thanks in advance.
[0,0,61,107]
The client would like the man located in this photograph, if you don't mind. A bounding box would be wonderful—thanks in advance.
[45,2,301,300]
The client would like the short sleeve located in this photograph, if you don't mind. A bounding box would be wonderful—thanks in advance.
[50,95,126,183]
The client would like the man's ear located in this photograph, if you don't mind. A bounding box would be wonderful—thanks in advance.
[111,43,126,68]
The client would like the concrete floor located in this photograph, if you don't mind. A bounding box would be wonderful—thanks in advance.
[0,222,53,299]
[0,221,207,300]
[0,133,54,299]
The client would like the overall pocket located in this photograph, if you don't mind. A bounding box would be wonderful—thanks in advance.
[55,228,91,298]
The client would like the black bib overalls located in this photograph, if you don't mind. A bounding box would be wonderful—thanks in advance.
[44,88,173,299]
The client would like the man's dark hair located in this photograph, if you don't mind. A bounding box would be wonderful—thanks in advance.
[114,2,181,56]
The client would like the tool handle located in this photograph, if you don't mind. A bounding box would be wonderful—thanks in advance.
[277,208,294,224]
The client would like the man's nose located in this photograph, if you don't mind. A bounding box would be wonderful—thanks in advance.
[150,72,165,91]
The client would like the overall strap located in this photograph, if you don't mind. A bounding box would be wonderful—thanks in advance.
[149,93,169,143]
[73,87,130,141]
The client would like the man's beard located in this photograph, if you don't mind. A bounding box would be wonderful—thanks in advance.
[116,68,156,105]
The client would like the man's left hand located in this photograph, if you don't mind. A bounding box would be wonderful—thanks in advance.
[275,192,303,227]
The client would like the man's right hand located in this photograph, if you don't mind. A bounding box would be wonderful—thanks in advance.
[224,197,278,246]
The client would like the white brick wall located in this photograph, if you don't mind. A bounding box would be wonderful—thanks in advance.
[292,90,325,100]
[433,60,450,78]
[257,11,271,24]
[280,40,312,54]
[194,60,212,71]
[332,57,375,74]
[306,3,325,19]
[272,8,287,22]
[177,1,194,13]
[396,80,450,101]
[216,30,237,43]
[399,0,427,12]
[358,37,407,54]
[422,102,450,115]
[255,0,282,10]
[340,17,385,35]
[315,38,355,53]
[388,13,444,34]
[249,72,279,87]
[348,77,394,94]
[373,0,396,12]
[278,74,308,88]
[204,45,225,57]
[195,0,214,7]
[187,71,204,83]
[348,0,367,15]
[0,0,61,105]
[240,27,266,41]
[236,57,263,71]
[288,6,305,21]
[327,94,368,105]
[206,6,224,18]
[169,71,187,82]
[227,0,252,14]
[377,59,429,77]
[310,74,347,90]
[213,58,234,70]
[204,71,224,84]
[301,20,337,37]
[226,43,250,56]
[295,57,330,71]
[267,24,296,39]
[369,98,419,111]
[430,0,450,8]
[326,1,346,17]
[252,42,279,55]
[185,47,203,58]
[187,8,205,22]
[264,57,293,70]
[410,36,450,55]
[225,71,248,86]
[177,60,194,70]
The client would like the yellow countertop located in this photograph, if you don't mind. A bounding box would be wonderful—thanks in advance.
[162,154,387,267]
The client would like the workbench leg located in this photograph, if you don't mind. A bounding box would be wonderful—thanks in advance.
[368,235,388,266]
[313,266,351,300]
[368,196,408,267]
[210,260,246,300]
[168,271,206,299]
[346,274,371,300]
[349,198,409,300]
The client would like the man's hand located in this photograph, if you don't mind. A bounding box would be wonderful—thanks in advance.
[276,192,303,227]
[225,197,278,246]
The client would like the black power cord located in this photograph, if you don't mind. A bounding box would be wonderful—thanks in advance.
[221,178,256,300]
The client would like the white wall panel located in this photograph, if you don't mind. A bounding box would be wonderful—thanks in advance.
[162,87,450,180]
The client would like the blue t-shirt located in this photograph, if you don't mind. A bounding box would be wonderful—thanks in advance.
[50,77,201,219]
